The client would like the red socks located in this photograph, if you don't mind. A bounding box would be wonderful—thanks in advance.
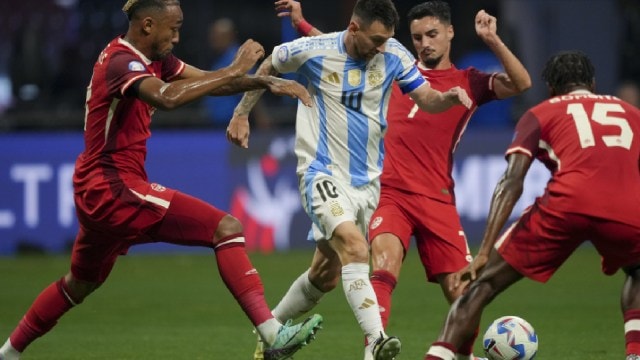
[625,309,640,355]
[370,269,397,328]
[10,278,76,352]
[215,234,273,326]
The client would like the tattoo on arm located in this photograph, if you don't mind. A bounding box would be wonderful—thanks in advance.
[234,56,276,116]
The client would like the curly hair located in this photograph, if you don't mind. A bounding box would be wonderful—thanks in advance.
[542,50,595,95]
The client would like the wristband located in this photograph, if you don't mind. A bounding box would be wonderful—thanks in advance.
[296,20,314,36]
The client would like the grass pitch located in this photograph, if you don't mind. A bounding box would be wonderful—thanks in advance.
[0,246,624,359]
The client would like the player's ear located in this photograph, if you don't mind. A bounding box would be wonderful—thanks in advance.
[348,21,360,35]
[142,17,154,35]
[447,24,454,41]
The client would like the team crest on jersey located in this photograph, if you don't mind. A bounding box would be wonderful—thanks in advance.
[370,216,383,230]
[151,183,166,192]
[347,69,362,87]
[128,61,145,72]
[329,201,344,217]
[277,46,289,63]
[367,69,383,87]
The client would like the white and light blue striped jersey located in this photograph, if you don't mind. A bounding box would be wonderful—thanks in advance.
[271,31,427,187]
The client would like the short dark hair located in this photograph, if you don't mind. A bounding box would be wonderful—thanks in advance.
[353,0,400,30]
[407,1,451,25]
[122,0,180,21]
[542,50,595,95]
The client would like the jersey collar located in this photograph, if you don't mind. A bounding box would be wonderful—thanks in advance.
[117,36,153,65]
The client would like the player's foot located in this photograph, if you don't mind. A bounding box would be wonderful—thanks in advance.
[253,329,265,360]
[370,333,401,360]
[263,314,323,360]
[626,355,640,360]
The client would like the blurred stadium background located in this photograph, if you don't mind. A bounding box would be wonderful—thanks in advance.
[0,0,637,255]
[0,1,638,358]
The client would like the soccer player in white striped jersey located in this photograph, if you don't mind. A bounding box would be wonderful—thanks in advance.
[227,0,471,359]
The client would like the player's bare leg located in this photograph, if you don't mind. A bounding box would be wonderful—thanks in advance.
[425,251,522,360]
[329,222,401,360]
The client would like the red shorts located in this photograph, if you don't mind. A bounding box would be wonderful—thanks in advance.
[71,180,227,282]
[369,186,472,282]
[497,202,640,282]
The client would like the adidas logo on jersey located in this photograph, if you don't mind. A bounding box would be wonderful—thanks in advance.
[323,72,340,84]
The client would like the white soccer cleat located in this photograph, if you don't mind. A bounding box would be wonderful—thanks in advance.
[369,333,401,360]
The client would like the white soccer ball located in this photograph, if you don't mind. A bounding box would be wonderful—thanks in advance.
[482,315,538,360]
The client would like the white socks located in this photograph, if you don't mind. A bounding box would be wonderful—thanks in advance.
[0,339,20,360]
[341,262,385,345]
[255,318,283,346]
[272,269,325,322]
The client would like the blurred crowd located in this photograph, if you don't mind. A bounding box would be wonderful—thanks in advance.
[0,0,637,131]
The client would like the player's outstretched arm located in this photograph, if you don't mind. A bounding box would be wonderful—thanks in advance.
[452,152,532,289]
[475,9,531,98]
[409,84,472,113]
[275,0,323,36]
[137,39,265,110]
[227,55,280,148]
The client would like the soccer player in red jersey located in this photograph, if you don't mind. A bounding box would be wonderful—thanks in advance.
[424,51,640,360]
[0,1,322,359]
[270,1,530,359]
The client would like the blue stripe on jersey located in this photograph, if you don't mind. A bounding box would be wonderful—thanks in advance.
[377,92,388,170]
[302,56,332,174]
[343,60,369,187]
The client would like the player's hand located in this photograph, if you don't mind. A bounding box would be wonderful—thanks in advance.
[230,39,265,75]
[451,253,489,290]
[475,10,498,42]
[444,86,472,109]
[267,77,313,107]
[275,0,305,28]
[226,114,251,148]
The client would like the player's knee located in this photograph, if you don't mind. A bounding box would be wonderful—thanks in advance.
[214,214,243,242]
[466,278,499,305]
[63,273,100,304]
[334,234,369,263]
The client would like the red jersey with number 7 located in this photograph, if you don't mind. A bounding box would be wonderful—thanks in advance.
[380,64,498,205]
[73,36,185,191]
[506,90,640,225]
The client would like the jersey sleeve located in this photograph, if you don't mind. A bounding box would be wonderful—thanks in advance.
[467,67,498,105]
[271,37,310,74]
[506,110,541,158]
[161,53,186,81]
[386,39,426,94]
[106,51,153,97]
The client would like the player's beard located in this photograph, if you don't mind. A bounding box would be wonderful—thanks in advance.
[421,54,443,69]
[150,43,171,61]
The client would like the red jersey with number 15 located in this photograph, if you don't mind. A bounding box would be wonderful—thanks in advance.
[73,36,185,191]
[507,90,640,225]
[381,64,498,204]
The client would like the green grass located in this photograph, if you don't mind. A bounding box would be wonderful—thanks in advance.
[0,246,625,359]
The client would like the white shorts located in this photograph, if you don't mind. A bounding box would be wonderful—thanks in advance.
[300,172,380,242]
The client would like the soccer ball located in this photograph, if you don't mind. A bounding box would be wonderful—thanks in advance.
[482,316,538,360]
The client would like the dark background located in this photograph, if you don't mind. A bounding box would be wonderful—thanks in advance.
[0,0,637,131]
